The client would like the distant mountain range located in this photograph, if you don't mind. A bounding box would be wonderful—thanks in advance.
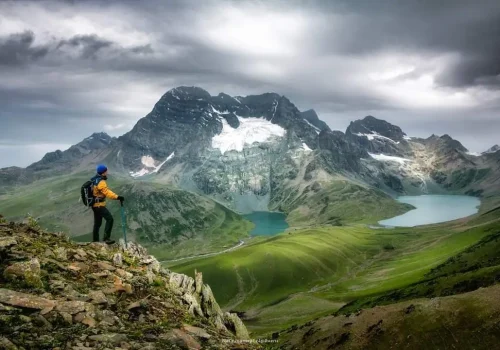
[0,86,499,247]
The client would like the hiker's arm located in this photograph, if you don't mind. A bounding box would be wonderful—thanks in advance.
[97,180,119,200]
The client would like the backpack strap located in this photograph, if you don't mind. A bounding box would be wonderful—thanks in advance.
[91,174,102,186]
[91,175,104,203]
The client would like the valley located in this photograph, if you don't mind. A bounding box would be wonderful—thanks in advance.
[0,86,499,348]
[169,209,499,335]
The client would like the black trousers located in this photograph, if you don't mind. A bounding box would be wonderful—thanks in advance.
[92,206,113,242]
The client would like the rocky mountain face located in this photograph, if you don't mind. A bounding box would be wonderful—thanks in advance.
[1,86,499,218]
[342,116,499,197]
[0,133,115,192]
[0,218,257,350]
[300,109,331,132]
[106,86,374,218]
[483,144,500,154]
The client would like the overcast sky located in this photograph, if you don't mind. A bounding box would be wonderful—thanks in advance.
[1,0,499,167]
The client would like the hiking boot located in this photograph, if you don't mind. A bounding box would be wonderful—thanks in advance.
[104,239,115,245]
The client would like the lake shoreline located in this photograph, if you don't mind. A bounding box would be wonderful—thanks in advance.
[379,194,481,227]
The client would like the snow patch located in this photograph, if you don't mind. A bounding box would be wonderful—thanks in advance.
[466,151,481,157]
[130,153,175,177]
[152,152,175,173]
[304,120,320,134]
[403,135,412,140]
[141,155,156,168]
[210,105,230,115]
[355,132,400,144]
[483,145,500,154]
[369,153,412,165]
[130,168,150,178]
[302,143,312,152]
[212,117,286,154]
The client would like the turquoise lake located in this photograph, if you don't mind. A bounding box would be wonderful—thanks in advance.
[244,211,289,236]
[379,195,481,227]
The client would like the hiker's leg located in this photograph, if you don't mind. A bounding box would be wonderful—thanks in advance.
[102,207,114,241]
[92,207,103,242]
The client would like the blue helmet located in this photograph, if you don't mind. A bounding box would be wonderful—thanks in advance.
[96,164,108,175]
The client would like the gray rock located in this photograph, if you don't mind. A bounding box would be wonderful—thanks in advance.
[56,300,90,315]
[54,247,68,261]
[224,312,250,340]
[182,293,203,317]
[0,237,17,249]
[89,333,128,344]
[194,270,203,294]
[161,329,201,350]
[88,290,108,305]
[0,288,55,310]
[182,324,211,339]
[112,253,123,267]
[0,337,18,350]
[3,258,43,288]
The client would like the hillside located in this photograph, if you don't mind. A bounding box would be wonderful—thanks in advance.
[277,284,500,350]
[0,174,253,260]
[0,217,258,349]
[170,209,500,335]
[1,87,498,262]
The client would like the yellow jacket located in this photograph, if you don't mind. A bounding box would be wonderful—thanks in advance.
[92,179,118,207]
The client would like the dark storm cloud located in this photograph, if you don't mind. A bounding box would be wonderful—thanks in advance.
[0,31,49,65]
[56,34,113,59]
[0,0,499,168]
[305,0,500,88]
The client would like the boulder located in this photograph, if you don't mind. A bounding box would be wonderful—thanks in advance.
[3,258,43,288]
[54,247,68,261]
[115,268,133,280]
[162,329,201,350]
[194,270,203,294]
[200,284,222,317]
[182,293,203,317]
[112,253,123,267]
[224,312,250,340]
[0,289,55,310]
[96,261,116,271]
[88,333,128,344]
[182,324,211,339]
[55,300,90,315]
[0,337,18,350]
[88,290,108,305]
[0,237,17,249]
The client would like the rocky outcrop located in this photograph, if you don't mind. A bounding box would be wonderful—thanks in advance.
[0,220,257,349]
[300,109,331,132]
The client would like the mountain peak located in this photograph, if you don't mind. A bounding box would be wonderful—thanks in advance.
[483,144,500,154]
[346,115,407,142]
[300,109,331,132]
[439,134,468,152]
[164,86,212,101]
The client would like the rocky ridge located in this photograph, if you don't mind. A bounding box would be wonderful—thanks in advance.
[0,216,256,350]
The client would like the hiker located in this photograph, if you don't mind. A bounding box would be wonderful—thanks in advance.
[90,164,124,244]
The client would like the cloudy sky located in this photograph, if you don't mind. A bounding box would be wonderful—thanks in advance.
[1,0,499,167]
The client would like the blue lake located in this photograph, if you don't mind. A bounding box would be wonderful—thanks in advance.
[244,211,289,236]
[379,195,481,227]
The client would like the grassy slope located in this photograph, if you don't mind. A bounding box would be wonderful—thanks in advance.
[336,206,500,314]
[0,173,252,260]
[275,180,413,227]
[170,212,500,335]
[277,284,500,350]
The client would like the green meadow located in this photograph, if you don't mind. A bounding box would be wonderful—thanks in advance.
[170,209,500,335]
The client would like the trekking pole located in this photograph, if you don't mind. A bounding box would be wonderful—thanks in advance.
[120,201,128,249]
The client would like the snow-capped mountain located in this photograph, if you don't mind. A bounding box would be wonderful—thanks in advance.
[1,86,499,216]
[483,145,500,154]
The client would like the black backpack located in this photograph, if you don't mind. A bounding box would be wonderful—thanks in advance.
[81,177,100,207]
